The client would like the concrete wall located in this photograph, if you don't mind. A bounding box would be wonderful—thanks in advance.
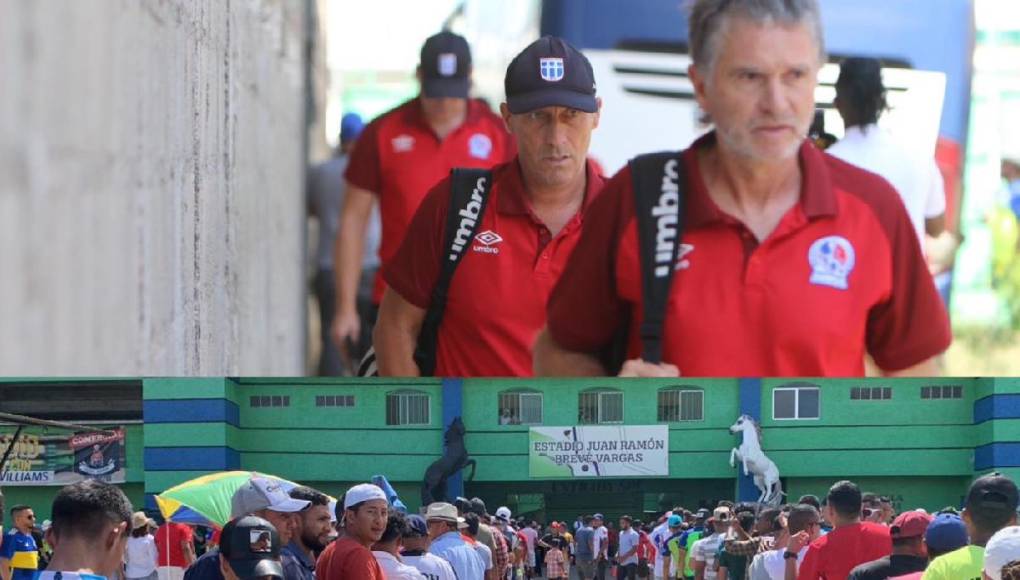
[0,1,308,374]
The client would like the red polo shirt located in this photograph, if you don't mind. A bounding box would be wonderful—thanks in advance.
[345,98,515,303]
[546,133,951,376]
[384,158,605,377]
[797,522,892,580]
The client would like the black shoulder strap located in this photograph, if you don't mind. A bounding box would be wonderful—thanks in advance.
[414,168,494,376]
[629,151,687,365]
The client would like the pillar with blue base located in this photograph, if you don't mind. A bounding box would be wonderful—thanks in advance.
[736,378,763,503]
[442,378,465,501]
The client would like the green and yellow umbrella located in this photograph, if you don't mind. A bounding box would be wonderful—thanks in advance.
[155,471,330,528]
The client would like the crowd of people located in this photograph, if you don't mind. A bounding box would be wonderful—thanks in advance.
[7,472,1020,580]
[305,0,969,380]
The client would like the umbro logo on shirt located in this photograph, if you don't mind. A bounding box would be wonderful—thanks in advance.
[675,243,694,270]
[392,134,415,153]
[473,230,502,254]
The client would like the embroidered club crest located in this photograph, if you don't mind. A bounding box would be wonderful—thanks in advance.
[468,133,492,159]
[540,58,565,82]
[808,235,856,290]
[438,53,457,77]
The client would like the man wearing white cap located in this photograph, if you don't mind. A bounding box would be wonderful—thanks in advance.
[184,476,311,580]
[315,483,388,580]
[425,503,485,580]
[983,525,1020,580]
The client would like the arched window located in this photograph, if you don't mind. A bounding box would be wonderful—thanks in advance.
[386,390,430,426]
[497,390,544,426]
[657,387,704,422]
[578,388,623,424]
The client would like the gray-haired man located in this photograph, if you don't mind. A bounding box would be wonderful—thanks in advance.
[537,0,950,378]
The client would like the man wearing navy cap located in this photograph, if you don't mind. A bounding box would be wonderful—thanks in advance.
[400,515,456,580]
[375,35,605,377]
[333,31,513,357]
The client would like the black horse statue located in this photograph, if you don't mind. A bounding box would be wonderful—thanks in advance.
[421,417,476,505]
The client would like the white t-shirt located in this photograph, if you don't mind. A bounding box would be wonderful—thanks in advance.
[472,542,493,571]
[125,535,158,578]
[749,546,807,580]
[402,551,457,580]
[617,529,641,566]
[649,522,671,576]
[692,533,725,580]
[373,550,427,580]
[592,526,609,558]
[827,124,946,249]
[520,527,538,555]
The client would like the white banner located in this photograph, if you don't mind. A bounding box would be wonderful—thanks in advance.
[529,425,669,478]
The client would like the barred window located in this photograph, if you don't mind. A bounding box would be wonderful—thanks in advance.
[921,386,963,400]
[658,389,704,422]
[498,391,543,425]
[250,395,289,408]
[386,391,430,425]
[315,395,355,407]
[773,387,820,420]
[850,387,892,401]
[578,390,624,424]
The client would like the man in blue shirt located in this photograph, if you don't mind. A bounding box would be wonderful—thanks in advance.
[280,487,332,580]
[1,505,39,580]
[424,503,484,580]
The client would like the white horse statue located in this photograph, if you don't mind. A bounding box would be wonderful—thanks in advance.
[729,414,784,507]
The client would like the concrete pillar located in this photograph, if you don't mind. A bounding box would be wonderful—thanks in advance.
[0,0,308,374]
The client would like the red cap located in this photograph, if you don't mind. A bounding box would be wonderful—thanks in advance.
[890,511,933,539]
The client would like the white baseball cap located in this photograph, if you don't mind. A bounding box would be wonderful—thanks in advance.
[495,506,512,521]
[231,476,311,518]
[342,484,387,510]
[984,525,1020,580]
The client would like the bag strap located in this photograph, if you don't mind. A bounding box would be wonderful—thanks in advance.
[413,168,494,376]
[629,151,687,365]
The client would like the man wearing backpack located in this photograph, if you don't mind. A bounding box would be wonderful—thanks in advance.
[372,35,605,376]
[533,0,950,378]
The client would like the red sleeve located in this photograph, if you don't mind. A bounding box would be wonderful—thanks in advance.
[381,176,450,308]
[855,179,952,370]
[343,116,383,193]
[546,166,634,352]
[796,544,820,580]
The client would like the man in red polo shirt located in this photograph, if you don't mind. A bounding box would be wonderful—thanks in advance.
[797,480,892,580]
[533,0,950,378]
[332,31,514,357]
[373,36,604,377]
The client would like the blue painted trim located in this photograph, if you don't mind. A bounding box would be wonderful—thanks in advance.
[974,443,1020,470]
[442,378,465,501]
[974,395,1020,424]
[144,399,240,427]
[144,446,241,471]
[736,378,763,502]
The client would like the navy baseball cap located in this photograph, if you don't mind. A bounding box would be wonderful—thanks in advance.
[420,31,471,98]
[505,36,597,114]
[403,514,429,538]
[220,516,284,580]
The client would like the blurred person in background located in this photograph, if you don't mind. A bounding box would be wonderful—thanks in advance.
[332,31,514,363]
[828,58,949,257]
[125,512,159,580]
[307,112,374,375]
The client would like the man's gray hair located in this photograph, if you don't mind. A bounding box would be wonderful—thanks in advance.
[688,0,826,71]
